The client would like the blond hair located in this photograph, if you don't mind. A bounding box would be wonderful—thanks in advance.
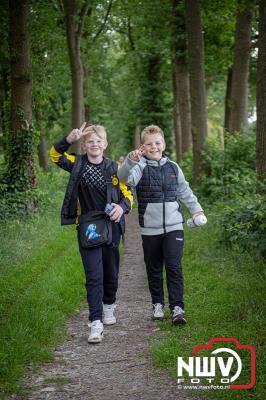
[81,124,107,143]
[140,125,165,144]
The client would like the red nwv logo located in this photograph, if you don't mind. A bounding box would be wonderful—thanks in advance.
[177,337,256,390]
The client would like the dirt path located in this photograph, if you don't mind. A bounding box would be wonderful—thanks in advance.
[15,211,203,400]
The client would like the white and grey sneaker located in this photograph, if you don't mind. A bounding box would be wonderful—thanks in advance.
[172,306,186,325]
[103,303,116,325]
[152,303,164,321]
[88,320,103,343]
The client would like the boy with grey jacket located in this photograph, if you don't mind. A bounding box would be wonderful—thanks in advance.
[117,125,206,324]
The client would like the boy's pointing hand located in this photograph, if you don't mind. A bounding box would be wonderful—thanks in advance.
[129,145,146,161]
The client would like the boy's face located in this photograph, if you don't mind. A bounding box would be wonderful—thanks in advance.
[82,132,107,158]
[143,133,165,161]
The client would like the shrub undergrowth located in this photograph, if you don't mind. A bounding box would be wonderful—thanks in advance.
[181,131,265,258]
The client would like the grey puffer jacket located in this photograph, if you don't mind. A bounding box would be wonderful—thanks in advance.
[117,155,203,235]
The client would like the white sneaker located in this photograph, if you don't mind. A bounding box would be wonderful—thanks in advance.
[88,320,103,343]
[172,306,186,325]
[103,303,116,325]
[152,303,164,320]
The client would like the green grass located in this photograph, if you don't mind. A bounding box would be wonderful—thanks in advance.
[1,168,265,398]
[151,211,266,400]
[0,170,68,275]
[0,170,86,396]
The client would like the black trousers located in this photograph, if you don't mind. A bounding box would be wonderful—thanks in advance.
[78,224,120,322]
[142,230,184,310]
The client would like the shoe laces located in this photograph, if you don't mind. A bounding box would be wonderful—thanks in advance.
[172,306,184,317]
[90,320,103,334]
[103,304,116,317]
[153,303,163,313]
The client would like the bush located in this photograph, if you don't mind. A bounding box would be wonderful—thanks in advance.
[215,194,266,258]
[0,183,38,221]
[198,132,257,203]
[0,168,67,221]
[180,132,257,203]
[180,132,266,258]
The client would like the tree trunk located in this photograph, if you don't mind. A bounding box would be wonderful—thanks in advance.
[256,0,266,193]
[218,127,224,150]
[8,0,36,190]
[185,0,208,184]
[84,103,90,123]
[35,110,48,171]
[63,0,89,154]
[0,66,9,135]
[172,0,192,160]
[83,64,91,123]
[228,4,253,134]
[134,126,141,149]
[0,69,5,154]
[224,66,232,133]
[177,61,192,155]
[38,135,48,171]
[1,65,10,162]
[138,53,173,153]
[172,63,182,162]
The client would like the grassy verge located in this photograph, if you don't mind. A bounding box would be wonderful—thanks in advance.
[151,210,265,400]
[0,170,86,396]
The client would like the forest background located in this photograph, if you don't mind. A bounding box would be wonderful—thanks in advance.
[0,0,265,399]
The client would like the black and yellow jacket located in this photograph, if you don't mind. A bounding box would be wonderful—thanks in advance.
[50,137,133,233]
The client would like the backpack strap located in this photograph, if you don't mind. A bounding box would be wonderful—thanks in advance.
[102,159,118,204]
[103,159,126,241]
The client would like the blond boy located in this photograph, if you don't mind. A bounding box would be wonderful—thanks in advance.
[50,124,133,342]
[118,125,205,324]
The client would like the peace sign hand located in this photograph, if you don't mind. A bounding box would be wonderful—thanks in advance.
[66,122,91,144]
[129,145,146,161]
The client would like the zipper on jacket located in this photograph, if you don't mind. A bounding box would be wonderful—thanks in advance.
[160,162,166,233]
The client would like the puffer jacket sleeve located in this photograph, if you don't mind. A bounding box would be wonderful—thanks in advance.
[117,154,146,187]
[171,161,203,214]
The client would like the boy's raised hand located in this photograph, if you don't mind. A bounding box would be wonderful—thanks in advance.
[66,122,91,144]
[129,145,146,161]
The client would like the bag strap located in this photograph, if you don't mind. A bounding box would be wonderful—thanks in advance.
[106,174,113,204]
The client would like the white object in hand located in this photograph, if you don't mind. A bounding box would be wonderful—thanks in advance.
[187,215,207,228]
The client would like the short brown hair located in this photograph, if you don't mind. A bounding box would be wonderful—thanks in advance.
[141,125,165,144]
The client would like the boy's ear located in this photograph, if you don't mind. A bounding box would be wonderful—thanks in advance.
[103,140,108,150]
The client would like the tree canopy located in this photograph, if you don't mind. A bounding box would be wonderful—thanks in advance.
[0,0,265,208]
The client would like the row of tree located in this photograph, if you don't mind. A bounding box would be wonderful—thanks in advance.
[0,0,265,200]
